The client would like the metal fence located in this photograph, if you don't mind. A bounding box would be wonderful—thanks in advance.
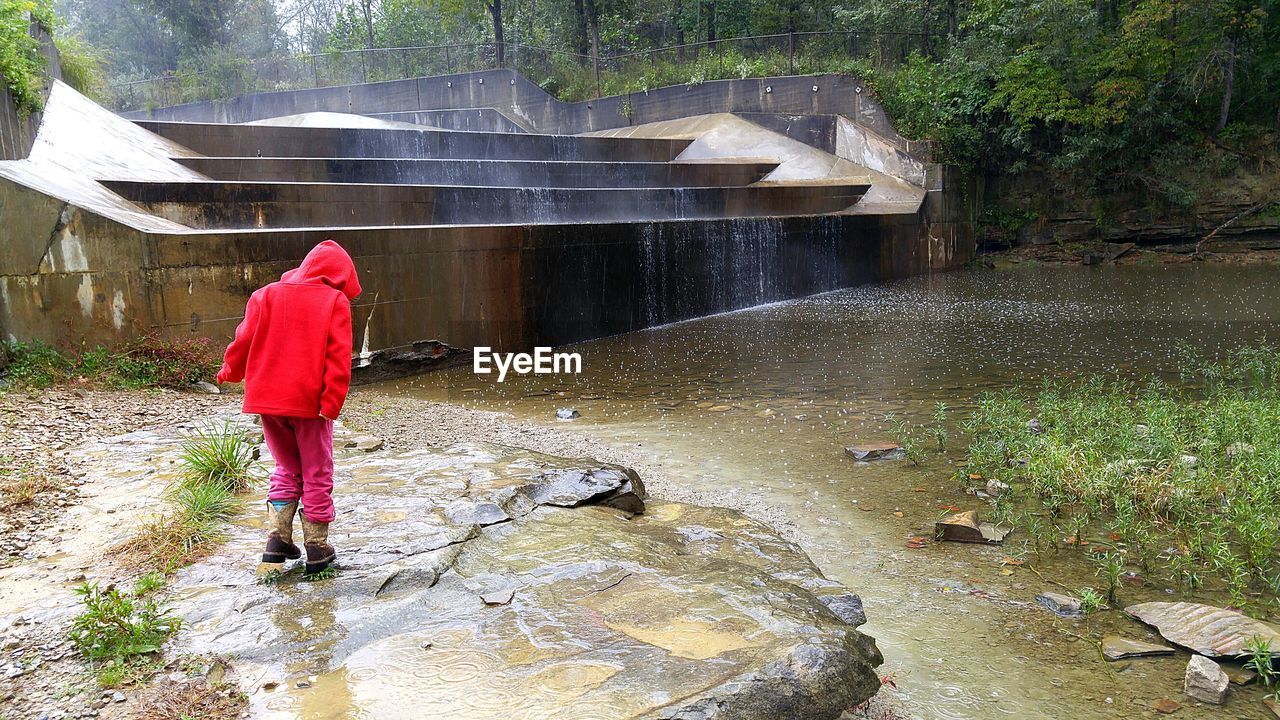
[108,30,938,112]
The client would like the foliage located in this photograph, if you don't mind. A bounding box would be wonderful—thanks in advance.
[1245,636,1279,694]
[69,575,180,684]
[177,421,261,494]
[1,0,53,114]
[0,336,217,391]
[962,344,1280,608]
[54,31,105,99]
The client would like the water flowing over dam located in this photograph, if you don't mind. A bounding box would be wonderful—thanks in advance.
[0,62,974,363]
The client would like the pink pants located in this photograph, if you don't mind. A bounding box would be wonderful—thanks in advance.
[262,415,335,523]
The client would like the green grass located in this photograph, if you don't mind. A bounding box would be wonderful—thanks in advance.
[69,574,181,686]
[177,421,261,494]
[0,337,218,391]
[116,423,259,572]
[962,344,1280,610]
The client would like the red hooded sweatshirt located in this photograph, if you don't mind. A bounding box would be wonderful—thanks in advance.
[216,240,362,420]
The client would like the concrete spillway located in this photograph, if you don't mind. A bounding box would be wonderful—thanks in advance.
[0,72,973,363]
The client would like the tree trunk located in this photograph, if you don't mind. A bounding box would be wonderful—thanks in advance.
[1214,35,1235,135]
[573,0,590,62]
[674,0,684,60]
[706,0,716,43]
[585,0,601,64]
[487,0,505,67]
[361,0,375,49]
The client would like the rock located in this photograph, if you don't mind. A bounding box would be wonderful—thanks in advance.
[1226,667,1256,685]
[190,381,221,395]
[985,479,1010,498]
[1101,636,1174,660]
[1184,655,1229,704]
[844,443,905,462]
[343,435,384,452]
[1265,696,1280,718]
[91,438,883,718]
[1226,442,1256,461]
[1133,424,1151,439]
[1026,418,1044,434]
[1126,601,1280,657]
[1036,592,1083,617]
[1178,455,1199,468]
[935,510,1011,545]
[480,588,516,606]
[1153,698,1180,714]
[555,408,580,421]
[110,691,125,703]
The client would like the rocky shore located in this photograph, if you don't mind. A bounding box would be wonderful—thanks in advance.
[0,386,887,719]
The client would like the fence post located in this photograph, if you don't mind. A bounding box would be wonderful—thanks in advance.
[788,32,795,74]
[593,53,601,98]
[360,51,368,83]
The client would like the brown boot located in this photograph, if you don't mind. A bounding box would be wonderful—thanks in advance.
[301,517,336,575]
[261,501,302,565]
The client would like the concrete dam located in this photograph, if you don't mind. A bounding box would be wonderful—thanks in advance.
[0,64,974,368]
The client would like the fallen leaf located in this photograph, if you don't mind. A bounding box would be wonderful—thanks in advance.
[967,473,983,480]
[913,487,927,492]
[999,568,1014,576]
[1063,536,1089,546]
[1153,698,1179,714]
[905,536,930,549]
[938,504,961,512]
[1107,532,1123,542]
[892,511,904,518]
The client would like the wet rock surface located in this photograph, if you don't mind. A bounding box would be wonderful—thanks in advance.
[1126,602,1280,657]
[72,427,882,719]
[1185,655,1230,704]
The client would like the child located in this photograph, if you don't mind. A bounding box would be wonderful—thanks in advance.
[215,240,361,576]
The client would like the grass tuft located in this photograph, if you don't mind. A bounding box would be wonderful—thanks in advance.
[177,422,260,494]
[301,566,339,582]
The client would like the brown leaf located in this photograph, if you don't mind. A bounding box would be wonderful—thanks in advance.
[1000,557,1025,566]
[1153,698,1179,714]
[892,511,904,518]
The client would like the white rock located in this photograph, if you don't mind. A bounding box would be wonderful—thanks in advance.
[1184,655,1229,704]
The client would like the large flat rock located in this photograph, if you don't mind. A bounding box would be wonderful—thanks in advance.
[85,426,880,719]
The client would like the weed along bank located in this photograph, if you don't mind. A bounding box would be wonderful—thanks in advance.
[2,2,1279,719]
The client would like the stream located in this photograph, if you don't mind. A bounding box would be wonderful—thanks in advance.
[375,264,1280,719]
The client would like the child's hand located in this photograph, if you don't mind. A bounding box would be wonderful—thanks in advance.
[319,413,332,421]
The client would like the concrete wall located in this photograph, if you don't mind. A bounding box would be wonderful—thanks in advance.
[124,71,932,162]
[0,199,971,354]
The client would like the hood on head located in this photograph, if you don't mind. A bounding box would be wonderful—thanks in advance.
[281,240,362,299]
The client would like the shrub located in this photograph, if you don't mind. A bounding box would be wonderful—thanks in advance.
[0,0,54,114]
[0,336,217,391]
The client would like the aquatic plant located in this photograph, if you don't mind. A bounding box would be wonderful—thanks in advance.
[1075,587,1106,614]
[69,576,181,686]
[1244,636,1279,696]
[1093,551,1125,604]
[931,401,949,451]
[961,344,1280,605]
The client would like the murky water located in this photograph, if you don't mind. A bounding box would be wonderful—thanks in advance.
[376,265,1280,719]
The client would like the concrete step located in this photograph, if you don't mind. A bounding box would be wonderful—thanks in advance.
[369,108,528,133]
[102,179,870,228]
[134,121,691,162]
[174,157,778,188]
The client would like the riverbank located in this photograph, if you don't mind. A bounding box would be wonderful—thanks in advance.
[979,237,1280,267]
[0,385,898,719]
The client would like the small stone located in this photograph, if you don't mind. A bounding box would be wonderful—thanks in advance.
[985,479,1010,498]
[295,680,311,689]
[1027,418,1044,434]
[1178,455,1199,468]
[111,691,125,703]
[1226,442,1255,461]
[844,443,905,462]
[935,510,1010,544]
[1184,655,1229,704]
[1036,592,1083,617]
[420,640,434,649]
[481,588,516,606]
[1153,698,1180,714]
[555,408,580,421]
[344,435,384,452]
[1226,667,1256,685]
[261,681,279,691]
[190,381,221,395]
[1101,636,1174,660]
